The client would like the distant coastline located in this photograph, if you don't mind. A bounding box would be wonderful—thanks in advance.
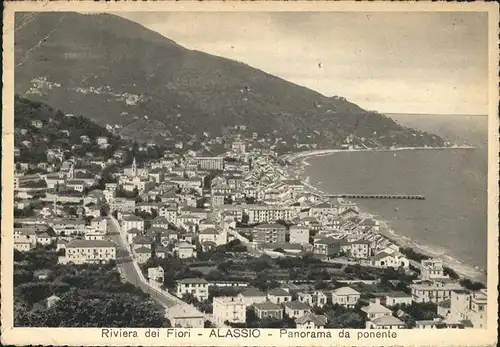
[280,145,486,285]
[282,145,476,164]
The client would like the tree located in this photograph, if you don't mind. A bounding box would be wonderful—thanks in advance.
[181,293,199,305]
[459,278,485,291]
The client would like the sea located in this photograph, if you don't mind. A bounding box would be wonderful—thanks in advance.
[303,114,489,282]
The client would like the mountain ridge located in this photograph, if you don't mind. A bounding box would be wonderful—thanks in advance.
[14,12,445,149]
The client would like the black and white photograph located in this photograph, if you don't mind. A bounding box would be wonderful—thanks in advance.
[2,2,498,346]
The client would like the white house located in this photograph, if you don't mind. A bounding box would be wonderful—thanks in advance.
[213,296,246,326]
[121,215,144,232]
[297,291,328,308]
[175,241,197,259]
[60,239,116,265]
[366,315,405,329]
[370,251,409,269]
[361,298,392,320]
[253,301,283,320]
[289,225,310,245]
[90,217,107,233]
[176,278,209,302]
[238,287,267,307]
[295,313,327,329]
[36,233,53,246]
[167,304,204,328]
[331,287,361,308]
[409,281,463,304]
[384,292,413,307]
[148,266,165,282]
[267,288,292,304]
[284,301,312,319]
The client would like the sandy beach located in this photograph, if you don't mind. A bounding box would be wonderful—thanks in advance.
[282,145,476,164]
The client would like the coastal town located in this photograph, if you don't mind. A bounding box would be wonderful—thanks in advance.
[13,114,487,330]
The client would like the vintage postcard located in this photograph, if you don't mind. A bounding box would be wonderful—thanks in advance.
[1,1,499,346]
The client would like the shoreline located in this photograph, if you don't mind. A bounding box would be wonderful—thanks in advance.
[281,147,486,285]
[282,145,476,164]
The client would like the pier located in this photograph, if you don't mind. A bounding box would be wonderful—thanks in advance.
[316,194,426,200]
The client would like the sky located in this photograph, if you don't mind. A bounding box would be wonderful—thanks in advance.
[117,11,489,115]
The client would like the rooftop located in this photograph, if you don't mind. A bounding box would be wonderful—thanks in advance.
[66,240,116,248]
[135,246,152,253]
[178,278,209,285]
[254,301,282,311]
[268,288,291,296]
[361,302,392,314]
[255,223,287,229]
[333,286,361,296]
[284,301,312,310]
[295,312,327,326]
[240,287,266,297]
[371,315,405,326]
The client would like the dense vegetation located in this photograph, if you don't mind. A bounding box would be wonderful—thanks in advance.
[15,12,444,149]
[14,95,123,164]
[14,247,169,327]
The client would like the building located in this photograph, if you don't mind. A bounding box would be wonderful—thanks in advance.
[36,233,53,246]
[31,119,43,128]
[297,291,328,308]
[198,228,222,245]
[289,225,310,245]
[295,313,327,329]
[14,228,37,247]
[213,296,246,326]
[175,241,197,259]
[370,251,409,269]
[121,215,144,232]
[167,304,204,328]
[90,217,107,233]
[284,301,312,319]
[231,139,246,154]
[415,319,447,329]
[152,216,169,229]
[134,247,152,264]
[348,239,372,259]
[313,238,344,259]
[267,288,292,304]
[247,205,296,224]
[253,302,283,320]
[132,236,153,251]
[211,193,225,208]
[309,201,340,218]
[410,280,463,303]
[195,157,224,171]
[238,287,268,307]
[252,223,287,244]
[420,258,449,281]
[176,278,209,302]
[148,266,164,282]
[361,299,392,320]
[60,240,116,265]
[383,292,413,307]
[447,289,487,329]
[365,315,405,329]
[331,287,361,308]
[14,241,33,252]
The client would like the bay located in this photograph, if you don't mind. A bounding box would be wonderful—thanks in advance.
[303,115,488,281]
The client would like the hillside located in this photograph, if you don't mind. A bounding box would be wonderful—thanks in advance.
[14,95,123,164]
[14,12,444,148]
